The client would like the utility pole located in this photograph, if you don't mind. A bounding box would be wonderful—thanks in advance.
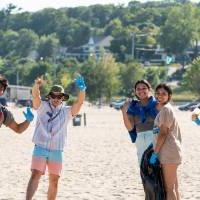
[131,33,135,59]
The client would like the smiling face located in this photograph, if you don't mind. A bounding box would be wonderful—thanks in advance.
[135,83,151,101]
[155,86,172,106]
[49,92,64,107]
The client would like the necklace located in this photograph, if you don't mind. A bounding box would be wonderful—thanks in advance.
[47,102,63,123]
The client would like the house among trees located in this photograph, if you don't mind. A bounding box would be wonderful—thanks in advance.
[59,35,113,61]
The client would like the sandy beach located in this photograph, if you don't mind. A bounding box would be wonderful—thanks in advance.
[0,104,199,200]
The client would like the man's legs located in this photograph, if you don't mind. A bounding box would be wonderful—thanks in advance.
[47,174,60,200]
[26,145,47,199]
[47,149,62,200]
[26,169,43,200]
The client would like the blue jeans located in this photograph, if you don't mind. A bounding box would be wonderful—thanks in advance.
[135,130,154,165]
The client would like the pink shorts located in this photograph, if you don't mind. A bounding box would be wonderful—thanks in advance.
[31,145,63,176]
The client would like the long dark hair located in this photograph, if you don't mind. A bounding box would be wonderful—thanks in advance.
[0,75,8,92]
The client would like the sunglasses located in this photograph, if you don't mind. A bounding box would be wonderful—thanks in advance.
[49,92,64,100]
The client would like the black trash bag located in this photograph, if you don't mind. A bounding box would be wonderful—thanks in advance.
[140,144,166,200]
[128,126,137,143]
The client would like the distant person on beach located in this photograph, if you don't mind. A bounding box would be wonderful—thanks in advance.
[150,84,182,200]
[121,79,158,165]
[191,107,200,125]
[0,75,34,132]
[26,75,86,200]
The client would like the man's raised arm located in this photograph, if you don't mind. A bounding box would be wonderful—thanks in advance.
[71,75,86,117]
[32,77,44,110]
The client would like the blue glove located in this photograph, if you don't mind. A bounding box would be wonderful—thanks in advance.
[23,107,34,122]
[194,116,200,125]
[153,126,160,134]
[75,75,87,91]
[149,152,159,165]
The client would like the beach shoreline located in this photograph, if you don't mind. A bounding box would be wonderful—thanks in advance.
[0,105,199,199]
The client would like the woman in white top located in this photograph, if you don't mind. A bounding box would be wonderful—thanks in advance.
[121,80,158,165]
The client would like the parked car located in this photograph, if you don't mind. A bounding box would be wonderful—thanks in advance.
[110,98,126,110]
[189,103,200,112]
[16,99,32,107]
[0,97,7,106]
[178,102,198,111]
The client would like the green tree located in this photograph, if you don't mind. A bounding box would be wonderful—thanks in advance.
[100,54,120,99]
[30,8,66,35]
[9,12,31,31]
[0,57,5,74]
[183,57,200,98]
[144,67,168,89]
[90,5,114,28]
[109,29,134,62]
[56,18,90,47]
[0,29,19,56]
[192,7,200,58]
[159,4,197,54]
[15,29,39,57]
[38,34,59,59]
[80,55,120,101]
[14,58,37,86]
[55,58,81,91]
[0,4,20,30]
[104,18,123,36]
[119,61,145,97]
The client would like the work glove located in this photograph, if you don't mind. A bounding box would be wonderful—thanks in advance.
[153,126,160,134]
[75,75,87,91]
[149,152,159,165]
[23,107,34,122]
[192,108,200,125]
[195,116,200,125]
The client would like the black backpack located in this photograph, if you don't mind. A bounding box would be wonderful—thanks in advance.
[140,144,166,200]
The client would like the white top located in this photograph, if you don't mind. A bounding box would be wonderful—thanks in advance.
[32,101,72,150]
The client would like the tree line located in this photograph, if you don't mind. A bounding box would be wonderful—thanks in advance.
[0,1,199,101]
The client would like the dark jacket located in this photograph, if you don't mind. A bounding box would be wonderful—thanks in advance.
[140,144,166,200]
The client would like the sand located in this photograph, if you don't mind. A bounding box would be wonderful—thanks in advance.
[0,104,199,199]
